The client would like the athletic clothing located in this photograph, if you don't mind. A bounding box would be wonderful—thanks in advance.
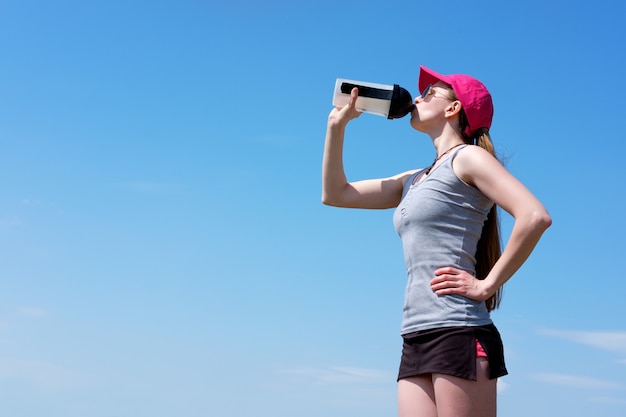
[392,146,494,335]
[392,146,507,380]
[476,339,487,358]
[397,324,508,381]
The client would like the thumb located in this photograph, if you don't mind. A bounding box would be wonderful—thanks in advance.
[349,87,359,107]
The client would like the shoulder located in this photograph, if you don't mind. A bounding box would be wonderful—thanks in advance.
[455,144,495,163]
[453,145,505,187]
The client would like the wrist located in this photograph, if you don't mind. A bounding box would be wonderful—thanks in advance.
[480,276,500,299]
[327,117,348,129]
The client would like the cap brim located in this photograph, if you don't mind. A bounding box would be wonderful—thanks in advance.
[418,66,453,94]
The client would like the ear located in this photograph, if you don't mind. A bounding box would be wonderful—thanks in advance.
[444,100,462,120]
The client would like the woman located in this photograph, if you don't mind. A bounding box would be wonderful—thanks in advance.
[321,66,551,417]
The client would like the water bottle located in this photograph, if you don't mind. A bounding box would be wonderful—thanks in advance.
[332,78,414,119]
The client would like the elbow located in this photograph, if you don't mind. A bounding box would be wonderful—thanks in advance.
[531,208,553,233]
[321,193,340,207]
[322,188,354,207]
[321,183,347,207]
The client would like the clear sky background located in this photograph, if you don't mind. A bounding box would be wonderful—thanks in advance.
[1,1,625,416]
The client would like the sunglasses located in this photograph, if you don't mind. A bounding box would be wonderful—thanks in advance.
[420,84,455,101]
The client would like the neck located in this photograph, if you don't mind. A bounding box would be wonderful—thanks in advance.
[423,141,465,176]
[429,124,464,154]
[433,136,465,157]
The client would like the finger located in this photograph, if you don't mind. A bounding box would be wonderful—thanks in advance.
[348,87,359,107]
[431,278,460,289]
[431,270,460,281]
[430,276,450,286]
[434,266,459,276]
[432,285,458,296]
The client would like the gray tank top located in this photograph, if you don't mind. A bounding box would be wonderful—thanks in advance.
[393,146,493,335]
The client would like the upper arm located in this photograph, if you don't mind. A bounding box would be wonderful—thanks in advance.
[325,170,417,209]
[453,147,546,218]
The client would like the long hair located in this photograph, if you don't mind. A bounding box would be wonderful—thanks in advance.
[457,107,503,311]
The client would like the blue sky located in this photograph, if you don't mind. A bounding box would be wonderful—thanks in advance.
[1,0,625,416]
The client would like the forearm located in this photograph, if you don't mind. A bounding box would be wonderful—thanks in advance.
[483,209,552,297]
[321,121,349,206]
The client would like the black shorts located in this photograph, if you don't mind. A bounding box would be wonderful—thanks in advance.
[397,324,508,381]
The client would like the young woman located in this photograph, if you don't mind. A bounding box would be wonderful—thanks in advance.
[322,66,552,417]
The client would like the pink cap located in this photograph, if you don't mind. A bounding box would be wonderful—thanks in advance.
[418,65,494,138]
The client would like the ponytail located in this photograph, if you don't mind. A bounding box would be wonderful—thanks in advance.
[459,111,503,311]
